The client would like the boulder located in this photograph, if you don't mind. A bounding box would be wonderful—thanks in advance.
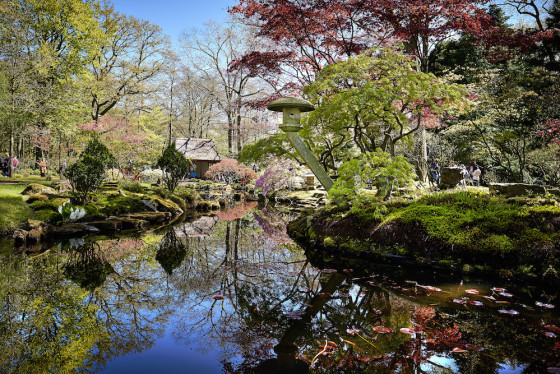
[440,167,464,187]
[489,183,547,197]
[26,193,49,203]
[21,184,57,196]
[13,229,27,247]
[52,180,72,194]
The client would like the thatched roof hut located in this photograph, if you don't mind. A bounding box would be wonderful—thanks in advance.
[175,138,222,178]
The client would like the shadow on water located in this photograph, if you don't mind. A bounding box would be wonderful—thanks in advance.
[0,203,559,373]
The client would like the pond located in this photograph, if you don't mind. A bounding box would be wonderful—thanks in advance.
[1,203,559,373]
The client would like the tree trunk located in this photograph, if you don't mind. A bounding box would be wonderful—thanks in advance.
[9,126,14,178]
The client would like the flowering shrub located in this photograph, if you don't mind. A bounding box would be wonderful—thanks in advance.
[205,159,257,186]
[254,158,301,197]
[140,168,164,184]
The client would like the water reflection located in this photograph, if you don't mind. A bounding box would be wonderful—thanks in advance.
[0,204,559,373]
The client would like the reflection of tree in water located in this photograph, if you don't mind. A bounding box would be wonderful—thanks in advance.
[253,205,297,245]
[156,230,187,275]
[0,252,109,372]
[63,241,114,291]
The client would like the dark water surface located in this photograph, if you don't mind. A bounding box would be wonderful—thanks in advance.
[1,204,560,373]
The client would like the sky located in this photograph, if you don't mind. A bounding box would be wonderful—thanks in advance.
[111,0,238,44]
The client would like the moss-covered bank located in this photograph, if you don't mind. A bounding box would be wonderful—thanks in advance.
[287,191,560,288]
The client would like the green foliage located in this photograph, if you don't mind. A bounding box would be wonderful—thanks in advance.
[238,134,300,165]
[119,180,147,193]
[302,48,467,170]
[65,138,115,204]
[329,150,416,211]
[157,145,191,193]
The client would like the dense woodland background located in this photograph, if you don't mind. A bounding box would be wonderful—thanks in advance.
[0,0,559,185]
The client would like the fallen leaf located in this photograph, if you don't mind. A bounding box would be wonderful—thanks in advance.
[492,287,506,292]
[465,289,479,295]
[373,326,393,334]
[452,347,468,353]
[212,295,224,300]
[498,292,513,298]
[400,328,421,335]
[545,325,560,333]
[453,299,467,305]
[346,328,361,336]
[469,301,484,306]
[498,309,519,315]
[536,301,555,309]
[544,332,557,338]
[322,269,337,274]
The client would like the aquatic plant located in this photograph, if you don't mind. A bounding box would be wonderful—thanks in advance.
[58,202,85,223]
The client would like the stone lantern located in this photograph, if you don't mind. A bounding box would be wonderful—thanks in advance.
[267,97,334,191]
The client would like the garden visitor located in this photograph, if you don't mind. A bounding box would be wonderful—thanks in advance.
[472,165,481,186]
[0,155,7,176]
[430,159,441,184]
[12,155,18,173]
[39,159,48,177]
[459,165,468,187]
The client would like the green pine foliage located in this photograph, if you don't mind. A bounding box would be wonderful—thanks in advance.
[157,145,191,193]
[64,138,115,203]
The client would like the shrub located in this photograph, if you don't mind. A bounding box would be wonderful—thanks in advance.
[64,138,115,203]
[205,159,257,186]
[157,145,191,193]
[329,150,416,209]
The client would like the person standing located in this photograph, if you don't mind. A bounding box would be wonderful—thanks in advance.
[472,165,482,186]
[11,155,18,174]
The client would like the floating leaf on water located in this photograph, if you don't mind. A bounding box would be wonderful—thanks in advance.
[366,281,376,286]
[338,293,350,298]
[483,295,496,301]
[452,347,468,353]
[212,295,224,300]
[495,300,510,304]
[400,328,421,335]
[343,269,353,274]
[322,269,337,274]
[536,301,555,309]
[545,325,560,333]
[424,286,442,292]
[498,292,513,297]
[319,292,332,298]
[492,287,506,292]
[373,326,393,334]
[465,289,479,295]
[346,328,361,336]
[453,299,467,305]
[469,301,484,306]
[498,309,519,315]
[544,332,557,338]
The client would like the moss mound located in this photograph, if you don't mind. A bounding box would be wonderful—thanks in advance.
[288,191,560,286]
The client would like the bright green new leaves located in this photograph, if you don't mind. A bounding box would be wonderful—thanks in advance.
[329,150,416,210]
[303,48,468,170]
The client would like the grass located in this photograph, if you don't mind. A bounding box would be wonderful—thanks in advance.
[0,184,34,233]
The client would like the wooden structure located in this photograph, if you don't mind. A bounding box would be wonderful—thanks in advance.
[175,138,222,178]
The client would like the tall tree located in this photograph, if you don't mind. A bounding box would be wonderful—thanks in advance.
[85,7,171,122]
[180,20,265,156]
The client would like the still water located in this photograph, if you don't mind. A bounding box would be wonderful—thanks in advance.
[1,203,559,373]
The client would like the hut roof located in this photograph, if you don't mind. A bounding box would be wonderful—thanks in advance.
[175,138,221,161]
